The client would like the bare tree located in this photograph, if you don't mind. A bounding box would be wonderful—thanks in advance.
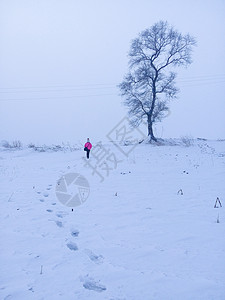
[119,21,196,141]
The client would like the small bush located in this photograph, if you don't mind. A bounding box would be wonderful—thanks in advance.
[31,143,80,152]
[0,140,11,148]
[0,140,22,149]
[28,143,36,148]
[180,135,194,147]
[12,140,22,148]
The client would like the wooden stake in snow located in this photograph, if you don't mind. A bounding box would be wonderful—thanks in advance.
[8,192,14,202]
[40,265,43,275]
[214,197,222,208]
[217,214,220,223]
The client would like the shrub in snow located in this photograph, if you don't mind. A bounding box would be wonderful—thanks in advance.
[30,143,81,152]
[28,143,36,148]
[177,189,184,195]
[0,140,22,149]
[197,137,207,141]
[180,135,194,147]
[214,197,222,208]
[0,140,11,148]
[12,140,22,148]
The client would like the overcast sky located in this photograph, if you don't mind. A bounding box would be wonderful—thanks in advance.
[0,0,225,145]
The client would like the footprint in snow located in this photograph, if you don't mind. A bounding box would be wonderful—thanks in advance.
[3,295,13,300]
[84,249,104,264]
[43,193,49,197]
[55,220,63,228]
[40,199,45,202]
[52,203,56,206]
[56,213,63,218]
[46,187,51,190]
[46,209,53,213]
[67,242,78,251]
[71,229,79,237]
[82,278,106,292]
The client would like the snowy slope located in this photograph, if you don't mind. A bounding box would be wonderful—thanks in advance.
[0,140,225,300]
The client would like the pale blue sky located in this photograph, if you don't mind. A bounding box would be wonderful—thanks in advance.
[0,0,225,144]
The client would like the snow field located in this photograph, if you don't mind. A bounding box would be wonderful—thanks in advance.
[0,140,225,299]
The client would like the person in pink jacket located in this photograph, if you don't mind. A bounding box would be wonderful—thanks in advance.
[84,138,92,159]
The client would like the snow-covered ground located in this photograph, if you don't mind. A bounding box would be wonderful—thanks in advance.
[0,139,225,300]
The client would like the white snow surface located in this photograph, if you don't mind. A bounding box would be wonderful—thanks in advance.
[0,139,225,300]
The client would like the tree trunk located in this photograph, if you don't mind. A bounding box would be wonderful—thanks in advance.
[147,72,158,142]
[147,115,157,141]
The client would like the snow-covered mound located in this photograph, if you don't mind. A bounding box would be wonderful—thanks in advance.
[0,139,224,300]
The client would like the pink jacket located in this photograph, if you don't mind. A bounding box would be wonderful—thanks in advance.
[84,142,92,150]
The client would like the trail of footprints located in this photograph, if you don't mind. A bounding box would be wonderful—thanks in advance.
[36,183,107,293]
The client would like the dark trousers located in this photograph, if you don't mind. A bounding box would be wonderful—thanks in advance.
[86,149,90,159]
